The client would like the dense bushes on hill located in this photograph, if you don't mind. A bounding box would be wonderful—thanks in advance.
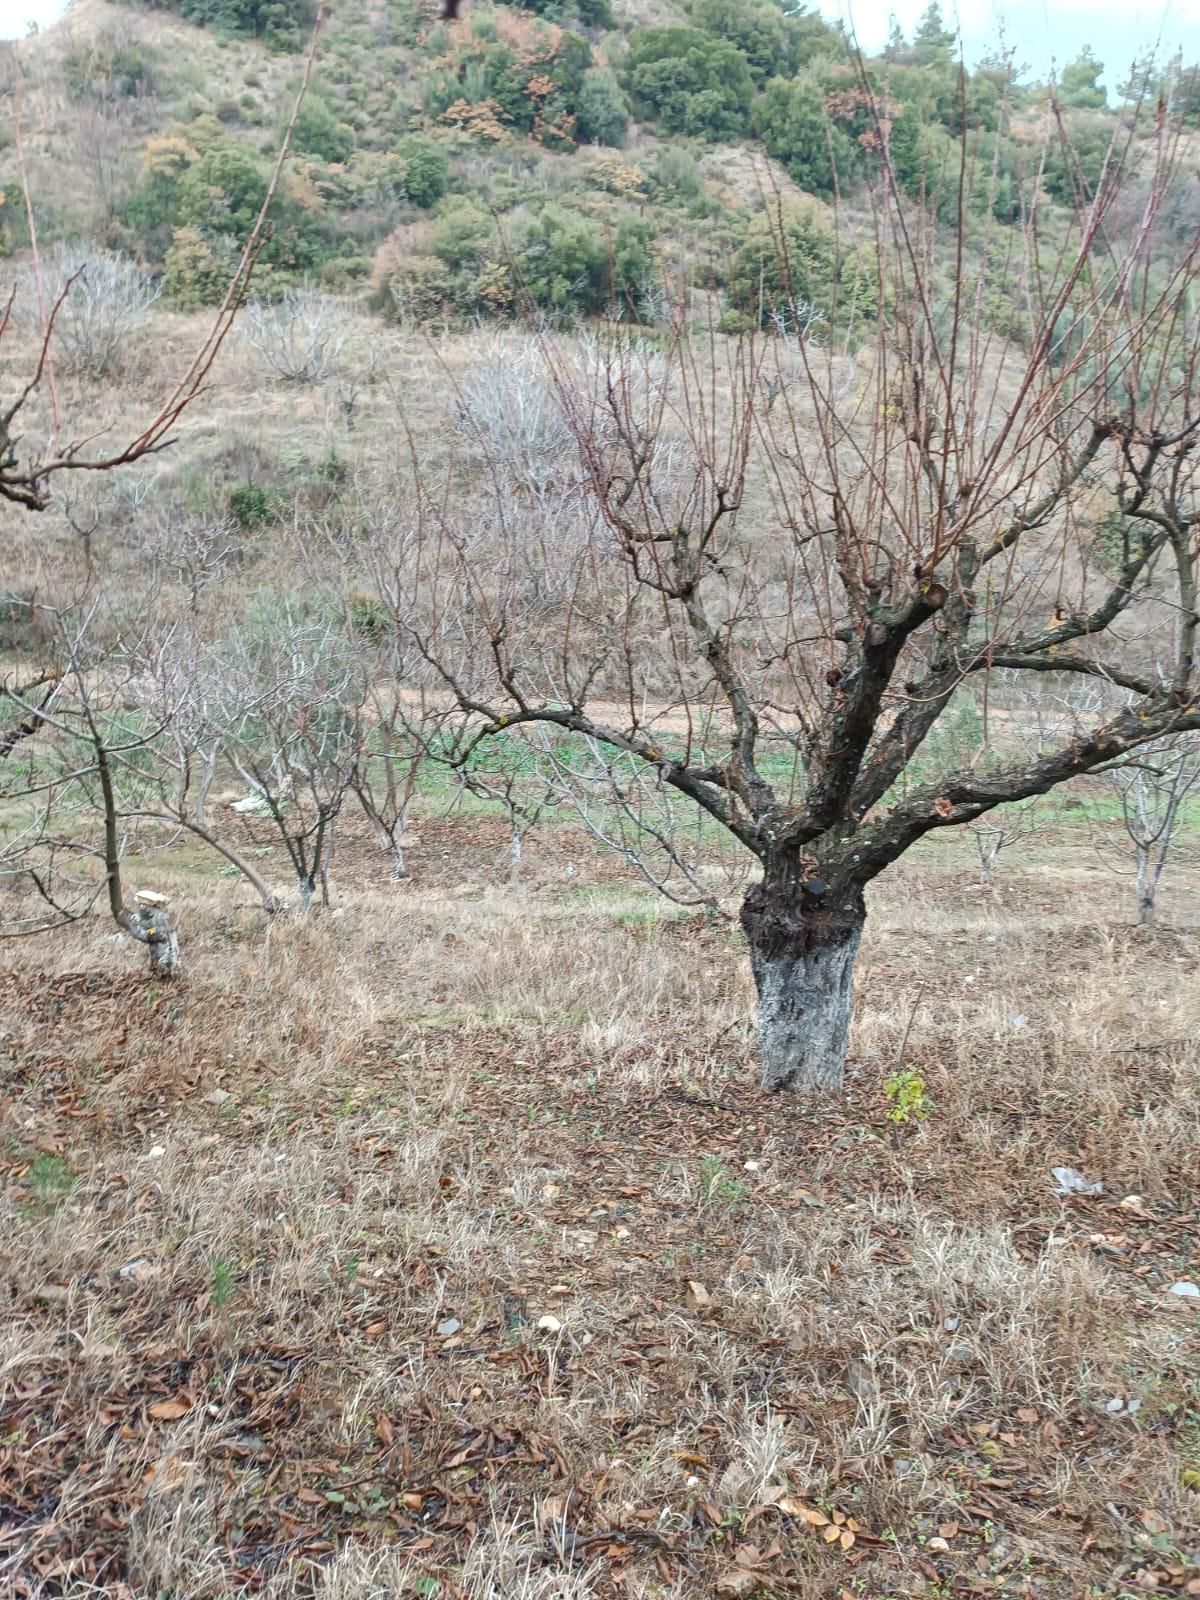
[753,76,861,199]
[423,10,607,150]
[133,0,317,51]
[11,0,1195,331]
[684,0,843,84]
[382,196,655,323]
[724,202,876,339]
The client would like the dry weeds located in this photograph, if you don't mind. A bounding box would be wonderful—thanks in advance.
[1,816,1197,1598]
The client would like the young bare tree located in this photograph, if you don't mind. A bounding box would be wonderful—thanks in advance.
[122,628,287,914]
[242,287,349,386]
[1,604,181,973]
[17,244,161,380]
[411,100,1200,1090]
[966,796,1056,887]
[1099,733,1200,923]
[457,730,562,885]
[202,609,366,910]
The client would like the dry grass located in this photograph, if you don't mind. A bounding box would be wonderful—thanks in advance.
[2,819,1198,1598]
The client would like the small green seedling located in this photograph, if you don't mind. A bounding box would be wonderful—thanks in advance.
[698,1153,748,1208]
[884,1067,932,1130]
[209,1257,236,1308]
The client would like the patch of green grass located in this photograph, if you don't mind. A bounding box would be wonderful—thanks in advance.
[26,1153,76,1212]
[697,1153,748,1209]
[208,1256,236,1308]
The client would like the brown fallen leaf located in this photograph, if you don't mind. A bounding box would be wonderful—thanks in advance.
[839,1529,855,1551]
[715,1568,759,1596]
[778,1497,830,1526]
[147,1398,191,1420]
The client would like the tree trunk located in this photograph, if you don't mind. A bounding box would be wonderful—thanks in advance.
[509,827,523,884]
[127,903,182,976]
[740,874,866,1092]
[1135,847,1157,925]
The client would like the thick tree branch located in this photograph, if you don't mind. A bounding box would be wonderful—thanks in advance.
[799,579,951,837]
[846,695,1200,879]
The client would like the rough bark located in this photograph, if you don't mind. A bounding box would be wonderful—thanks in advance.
[740,872,866,1092]
[94,718,182,975]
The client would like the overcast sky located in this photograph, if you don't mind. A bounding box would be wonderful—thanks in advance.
[817,0,1189,86]
[2,0,72,41]
[2,0,1193,88]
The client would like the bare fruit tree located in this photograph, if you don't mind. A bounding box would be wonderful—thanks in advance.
[966,796,1056,887]
[243,287,349,386]
[1099,733,1200,923]
[17,244,161,380]
[412,101,1200,1091]
[202,611,366,910]
[1,603,181,973]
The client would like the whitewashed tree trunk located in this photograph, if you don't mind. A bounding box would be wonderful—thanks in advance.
[120,895,182,976]
[741,874,866,1091]
[509,827,523,883]
[1135,845,1159,925]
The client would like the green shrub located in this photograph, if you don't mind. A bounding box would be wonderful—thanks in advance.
[684,0,790,85]
[424,13,593,148]
[623,28,754,140]
[388,198,655,325]
[63,35,158,101]
[127,118,329,278]
[1042,113,1119,204]
[229,482,272,529]
[396,135,449,208]
[517,0,615,24]
[289,92,356,164]
[1057,46,1107,109]
[0,183,28,258]
[162,225,236,308]
[513,203,654,316]
[753,76,861,199]
[573,67,629,147]
[347,589,390,642]
[430,198,495,270]
[139,0,317,51]
[725,203,876,339]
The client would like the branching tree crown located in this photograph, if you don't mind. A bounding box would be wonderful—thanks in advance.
[414,94,1200,1090]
